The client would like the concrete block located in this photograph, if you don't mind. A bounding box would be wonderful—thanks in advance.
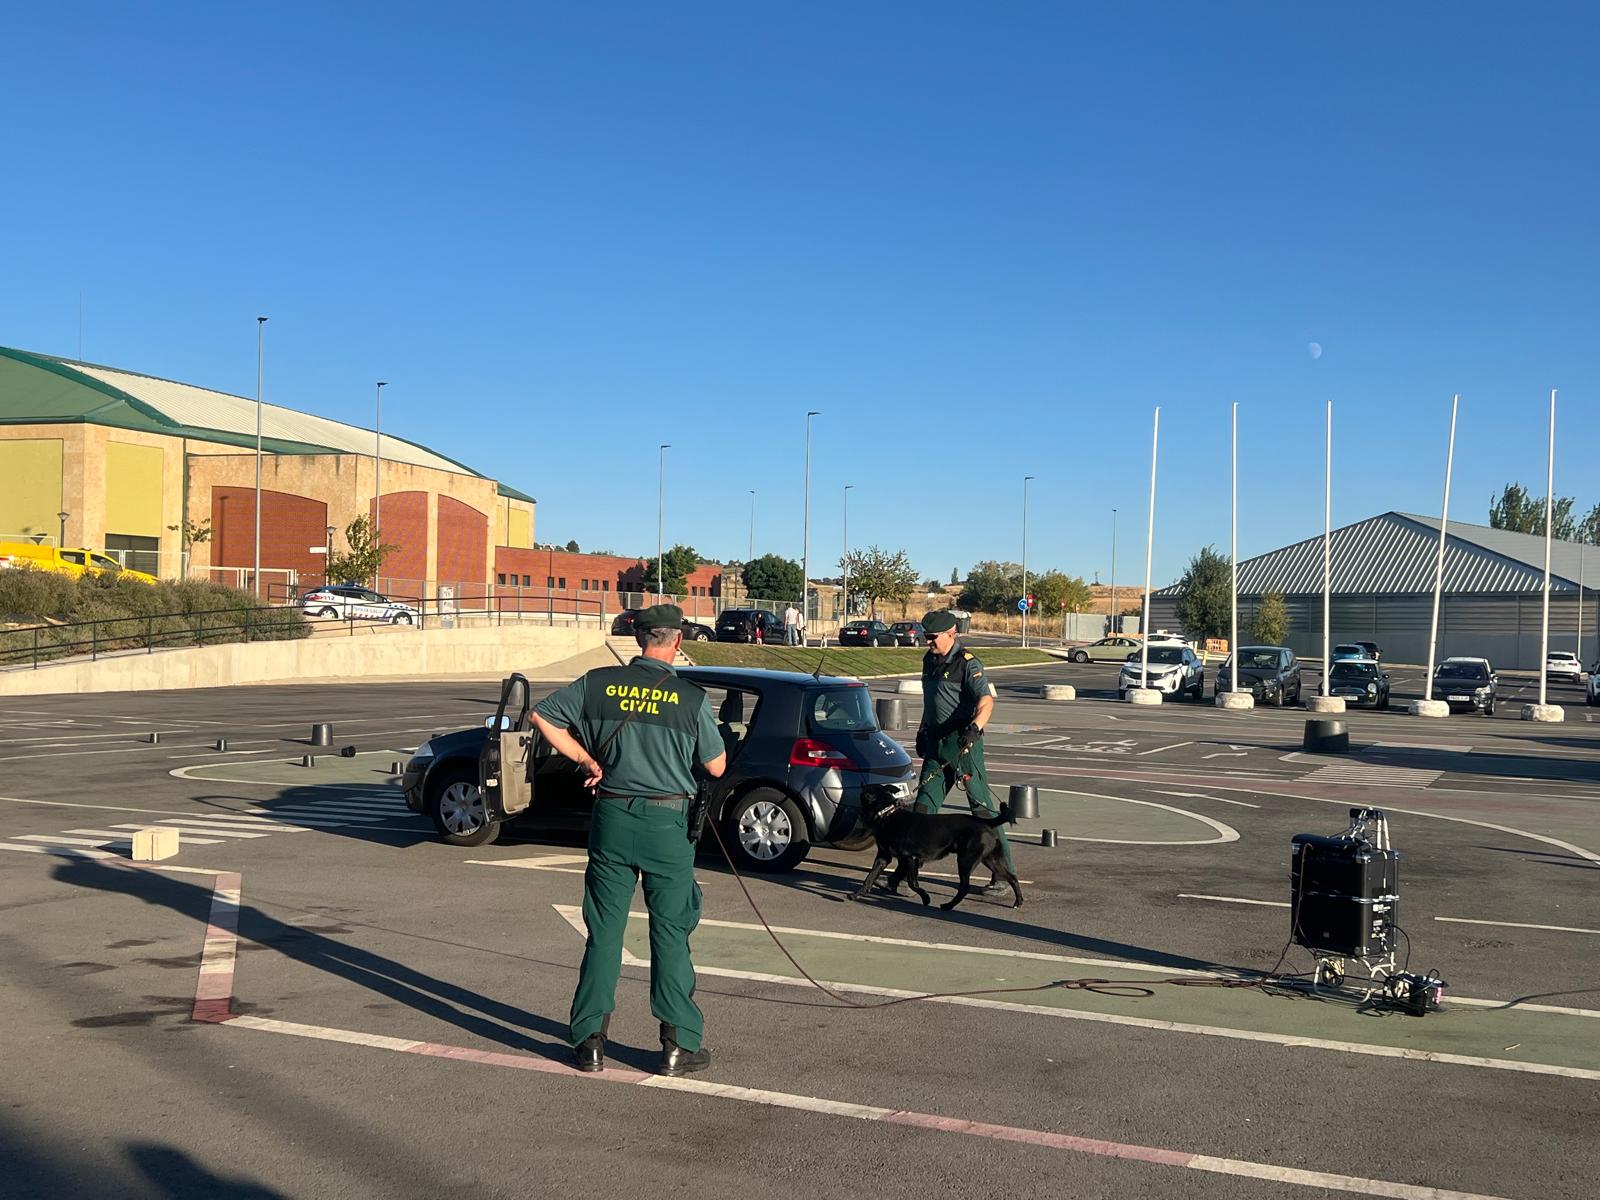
[1409,699,1450,718]
[1215,691,1255,710]
[1521,703,1565,723]
[895,679,923,695]
[132,827,180,861]
[1126,688,1162,706]
[1041,684,1076,701]
[1305,695,1346,714]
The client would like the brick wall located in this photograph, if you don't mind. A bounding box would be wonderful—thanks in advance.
[369,491,428,582]
[211,486,328,573]
[491,547,723,602]
[437,495,488,586]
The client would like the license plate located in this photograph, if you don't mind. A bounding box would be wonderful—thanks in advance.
[1448,694,1469,702]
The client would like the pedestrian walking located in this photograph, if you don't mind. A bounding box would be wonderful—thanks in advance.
[783,601,802,646]
[911,609,1014,892]
[531,604,728,1075]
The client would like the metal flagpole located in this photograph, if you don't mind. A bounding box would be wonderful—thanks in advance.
[374,381,387,546]
[657,443,670,600]
[1230,402,1238,693]
[802,411,818,627]
[1021,475,1034,647]
[1577,543,1586,663]
[1424,396,1458,701]
[842,484,853,622]
[1539,390,1555,709]
[1109,509,1118,636]
[748,489,755,565]
[1321,400,1332,696]
[253,316,267,599]
[1139,409,1159,690]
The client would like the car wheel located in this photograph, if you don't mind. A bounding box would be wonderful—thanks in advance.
[693,630,710,641]
[1484,701,1496,717]
[318,607,338,618]
[1070,650,1089,663]
[392,612,414,625]
[426,766,501,847]
[721,789,809,872]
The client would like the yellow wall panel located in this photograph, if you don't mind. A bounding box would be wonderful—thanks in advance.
[495,502,509,547]
[509,507,532,549]
[0,438,64,540]
[105,441,165,536]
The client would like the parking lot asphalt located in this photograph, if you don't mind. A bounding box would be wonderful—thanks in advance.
[1,665,1596,1200]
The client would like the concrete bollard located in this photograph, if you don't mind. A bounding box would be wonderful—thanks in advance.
[390,760,404,775]
[895,679,923,695]
[145,732,161,744]
[214,738,228,752]
[1126,688,1162,706]
[1409,699,1449,718]
[1040,828,1058,848]
[1305,695,1346,714]
[338,745,357,758]
[132,827,179,861]
[1521,703,1565,723]
[311,723,333,746]
[1008,784,1039,820]
[301,754,317,768]
[1215,691,1254,710]
[1303,718,1349,754]
[1041,684,1076,701]
[875,696,906,731]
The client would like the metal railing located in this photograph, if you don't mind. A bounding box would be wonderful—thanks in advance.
[1,603,310,670]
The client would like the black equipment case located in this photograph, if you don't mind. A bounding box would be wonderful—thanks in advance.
[1290,830,1400,959]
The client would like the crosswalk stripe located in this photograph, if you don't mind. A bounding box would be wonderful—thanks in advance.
[162,814,314,832]
[265,809,398,822]
[18,834,124,847]
[119,822,271,839]
[65,827,226,845]
[0,841,117,859]
[1304,764,1442,789]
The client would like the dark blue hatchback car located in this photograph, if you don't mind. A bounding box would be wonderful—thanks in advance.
[402,667,915,872]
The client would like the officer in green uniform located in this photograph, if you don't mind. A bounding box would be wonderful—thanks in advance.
[531,604,726,1076]
[912,609,1014,891]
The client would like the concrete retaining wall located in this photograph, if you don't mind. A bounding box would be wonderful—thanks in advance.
[0,624,605,696]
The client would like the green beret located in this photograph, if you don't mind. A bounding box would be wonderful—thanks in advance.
[636,603,684,631]
[921,610,957,634]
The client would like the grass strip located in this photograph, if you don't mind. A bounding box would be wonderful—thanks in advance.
[680,643,1055,675]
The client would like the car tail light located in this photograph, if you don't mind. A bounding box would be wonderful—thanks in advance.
[788,738,854,768]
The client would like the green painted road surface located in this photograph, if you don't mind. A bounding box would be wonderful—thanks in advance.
[592,908,1600,1077]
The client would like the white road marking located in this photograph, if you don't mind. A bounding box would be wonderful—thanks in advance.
[1137,741,1193,756]
[61,828,224,846]
[1435,917,1600,936]
[467,854,591,873]
[1179,893,1289,908]
[1151,790,1260,808]
[0,840,118,859]
[118,821,271,839]
[1035,789,1240,846]
[17,834,132,848]
[1201,751,1247,759]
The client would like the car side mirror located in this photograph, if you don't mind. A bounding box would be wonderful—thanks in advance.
[485,715,513,731]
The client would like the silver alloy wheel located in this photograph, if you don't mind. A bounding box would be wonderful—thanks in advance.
[439,780,486,834]
[393,612,414,625]
[737,799,792,861]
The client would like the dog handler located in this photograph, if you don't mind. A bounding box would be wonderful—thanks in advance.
[531,603,726,1076]
[913,609,1015,889]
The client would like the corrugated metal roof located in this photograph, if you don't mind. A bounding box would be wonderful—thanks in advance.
[64,361,470,476]
[1155,511,1589,597]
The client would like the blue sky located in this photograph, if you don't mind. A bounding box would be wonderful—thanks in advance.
[3,3,1597,587]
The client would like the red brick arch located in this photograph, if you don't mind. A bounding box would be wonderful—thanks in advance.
[370,491,427,583]
[211,487,328,573]
[436,496,487,586]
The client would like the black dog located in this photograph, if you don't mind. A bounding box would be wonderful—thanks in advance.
[848,784,1022,910]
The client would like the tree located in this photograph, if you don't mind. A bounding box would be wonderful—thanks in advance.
[1173,546,1232,641]
[640,544,700,596]
[323,515,398,587]
[921,578,944,593]
[167,517,212,576]
[564,539,580,553]
[950,567,959,586]
[1489,483,1577,539]
[958,561,1023,614]
[1031,571,1093,615]
[1252,591,1289,645]
[742,553,803,601]
[841,546,918,617]
[1577,502,1600,546]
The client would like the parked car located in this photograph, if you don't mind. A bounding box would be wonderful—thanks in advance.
[1356,641,1382,661]
[611,608,712,641]
[715,609,786,644]
[1067,635,1143,663]
[299,585,418,624]
[839,620,896,647]
[1430,657,1496,715]
[1546,650,1583,683]
[402,667,916,871]
[0,541,158,585]
[1215,646,1302,706]
[1327,658,1391,708]
[889,621,925,646]
[1119,644,1205,701]
[1331,643,1368,661]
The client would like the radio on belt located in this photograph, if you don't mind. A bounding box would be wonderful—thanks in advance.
[1290,808,1400,990]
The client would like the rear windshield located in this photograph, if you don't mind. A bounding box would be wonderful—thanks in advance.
[1143,647,1185,665]
[1436,663,1488,681]
[1331,662,1377,681]
[845,622,872,630]
[806,686,876,733]
[1238,650,1279,670]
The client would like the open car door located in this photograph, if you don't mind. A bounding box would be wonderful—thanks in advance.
[480,674,536,821]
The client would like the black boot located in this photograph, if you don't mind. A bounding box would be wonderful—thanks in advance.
[657,1024,711,1077]
[574,1015,610,1072]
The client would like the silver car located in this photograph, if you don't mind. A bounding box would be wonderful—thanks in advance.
[300,585,418,624]
[1120,645,1205,701]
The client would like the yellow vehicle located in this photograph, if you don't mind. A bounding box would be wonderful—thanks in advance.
[0,541,158,584]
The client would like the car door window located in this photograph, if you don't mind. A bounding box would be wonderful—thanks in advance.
[701,686,759,760]
[61,551,86,565]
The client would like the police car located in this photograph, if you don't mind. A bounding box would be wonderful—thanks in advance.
[299,585,418,624]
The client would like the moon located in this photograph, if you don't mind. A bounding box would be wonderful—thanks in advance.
[1308,342,1323,360]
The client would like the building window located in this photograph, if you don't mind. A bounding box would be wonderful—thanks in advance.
[603,581,610,592]
[497,573,507,585]
[558,577,567,589]
[546,576,554,588]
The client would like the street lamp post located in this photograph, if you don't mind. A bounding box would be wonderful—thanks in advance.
[802,411,819,627]
[1538,390,1556,710]
[657,443,670,600]
[842,484,853,622]
[57,511,69,547]
[1230,404,1238,692]
[1109,509,1118,636]
[1321,400,1332,697]
[748,489,756,565]
[374,381,388,545]
[254,316,267,599]
[1138,410,1160,691]
[1021,475,1034,647]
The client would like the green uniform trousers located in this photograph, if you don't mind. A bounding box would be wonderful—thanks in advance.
[569,796,704,1050]
[913,732,1015,873]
